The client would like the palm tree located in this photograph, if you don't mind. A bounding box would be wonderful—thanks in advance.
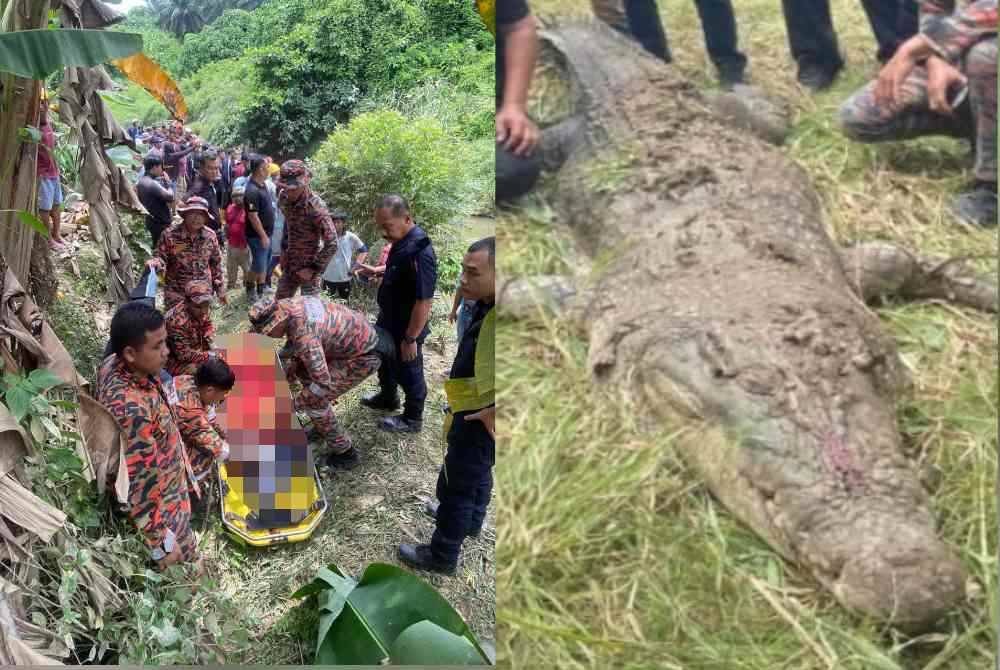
[146,0,206,38]
[201,0,267,24]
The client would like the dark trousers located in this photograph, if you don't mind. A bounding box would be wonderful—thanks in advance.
[430,416,494,565]
[692,0,746,76]
[146,216,169,250]
[324,280,351,300]
[496,143,541,205]
[622,0,671,63]
[781,0,843,73]
[374,327,427,421]
[782,0,918,73]
[859,0,918,63]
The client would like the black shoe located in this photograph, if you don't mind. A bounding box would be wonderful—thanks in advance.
[360,392,400,411]
[379,415,422,433]
[797,62,842,91]
[423,500,481,538]
[951,183,998,227]
[324,447,360,470]
[398,543,456,575]
[717,67,746,91]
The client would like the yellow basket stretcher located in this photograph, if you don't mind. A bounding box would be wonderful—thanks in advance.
[213,332,329,548]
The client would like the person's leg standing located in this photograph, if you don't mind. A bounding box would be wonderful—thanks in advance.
[274,270,298,300]
[693,0,747,86]
[468,464,493,537]
[48,177,64,244]
[365,320,402,411]
[623,0,672,62]
[396,340,427,426]
[780,0,843,89]
[429,420,494,567]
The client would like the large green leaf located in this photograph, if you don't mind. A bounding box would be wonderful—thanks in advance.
[389,620,484,665]
[0,29,142,79]
[301,563,490,666]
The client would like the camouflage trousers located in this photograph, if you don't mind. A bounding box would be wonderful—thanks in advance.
[275,271,322,301]
[287,352,381,454]
[839,37,997,183]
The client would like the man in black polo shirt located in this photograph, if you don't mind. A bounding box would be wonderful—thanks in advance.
[242,154,274,303]
[136,154,175,249]
[361,195,437,433]
[496,0,542,205]
[186,149,224,248]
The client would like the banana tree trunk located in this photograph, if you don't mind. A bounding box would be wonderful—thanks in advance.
[0,0,49,296]
[58,0,139,305]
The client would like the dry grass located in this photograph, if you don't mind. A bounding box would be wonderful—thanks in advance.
[497,1,997,668]
[200,265,496,662]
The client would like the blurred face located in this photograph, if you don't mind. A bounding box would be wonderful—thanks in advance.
[148,164,164,177]
[374,208,413,242]
[282,183,307,203]
[182,211,208,233]
[333,218,345,235]
[123,325,168,376]
[187,300,211,321]
[199,385,230,406]
[199,157,220,181]
[459,249,495,302]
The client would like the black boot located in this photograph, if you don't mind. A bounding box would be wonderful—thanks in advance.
[797,61,843,91]
[245,283,258,303]
[398,543,456,575]
[378,415,422,433]
[424,500,481,538]
[951,182,998,227]
[360,391,400,411]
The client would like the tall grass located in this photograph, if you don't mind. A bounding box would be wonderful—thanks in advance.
[497,0,997,668]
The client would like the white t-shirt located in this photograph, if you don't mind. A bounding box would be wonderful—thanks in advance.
[322,231,368,282]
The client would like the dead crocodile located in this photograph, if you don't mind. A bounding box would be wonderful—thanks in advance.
[500,22,998,631]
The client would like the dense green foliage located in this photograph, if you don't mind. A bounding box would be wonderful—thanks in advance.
[311,110,476,241]
[121,0,494,158]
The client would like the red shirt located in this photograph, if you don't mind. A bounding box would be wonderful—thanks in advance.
[36,122,59,179]
[225,203,248,248]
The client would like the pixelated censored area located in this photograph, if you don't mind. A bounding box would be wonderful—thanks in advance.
[215,333,318,528]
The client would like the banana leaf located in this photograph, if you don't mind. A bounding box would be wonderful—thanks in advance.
[292,562,491,666]
[110,52,188,121]
[476,0,495,36]
[0,29,141,79]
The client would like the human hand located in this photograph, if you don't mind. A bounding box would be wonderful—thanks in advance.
[217,291,228,305]
[496,104,540,157]
[260,235,270,249]
[401,340,417,362]
[464,406,495,440]
[925,57,966,115]
[448,310,457,324]
[874,40,919,111]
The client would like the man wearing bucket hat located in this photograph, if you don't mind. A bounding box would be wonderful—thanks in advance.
[274,160,338,300]
[147,196,226,312]
[249,296,388,469]
[164,279,217,377]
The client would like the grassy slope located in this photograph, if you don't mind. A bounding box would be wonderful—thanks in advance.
[497,1,997,669]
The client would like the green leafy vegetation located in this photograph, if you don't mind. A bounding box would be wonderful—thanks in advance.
[291,562,490,665]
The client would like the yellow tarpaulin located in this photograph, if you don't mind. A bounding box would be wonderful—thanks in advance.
[111,52,188,121]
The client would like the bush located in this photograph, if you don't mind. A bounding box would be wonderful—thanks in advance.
[182,57,256,148]
[310,109,479,243]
